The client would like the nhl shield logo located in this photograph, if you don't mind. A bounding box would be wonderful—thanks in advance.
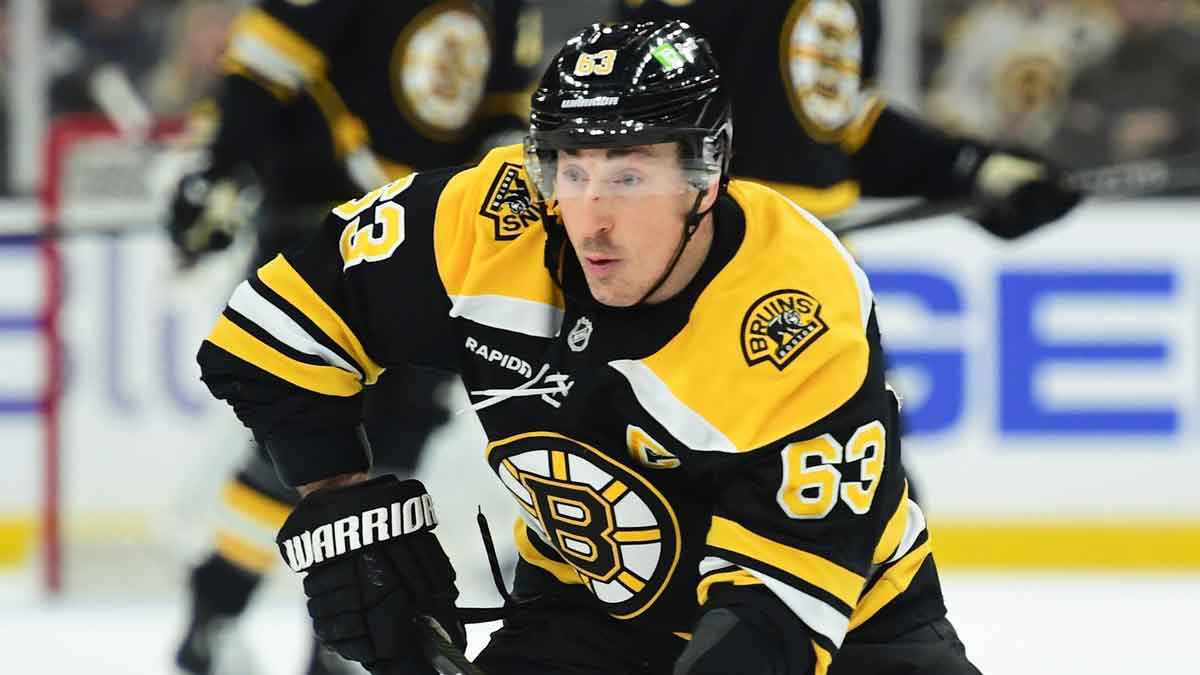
[567,316,593,352]
[740,290,828,370]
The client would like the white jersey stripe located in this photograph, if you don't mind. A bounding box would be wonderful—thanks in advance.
[888,498,928,564]
[698,555,739,576]
[784,199,875,331]
[227,34,311,90]
[449,294,563,338]
[746,567,851,648]
[608,359,740,453]
[227,281,362,378]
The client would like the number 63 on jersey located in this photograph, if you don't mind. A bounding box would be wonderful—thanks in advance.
[777,420,886,519]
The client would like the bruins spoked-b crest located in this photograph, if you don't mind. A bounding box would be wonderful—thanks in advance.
[781,0,868,142]
[389,0,491,140]
[741,289,828,370]
[481,162,541,241]
[487,432,681,619]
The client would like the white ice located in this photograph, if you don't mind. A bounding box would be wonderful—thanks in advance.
[2,567,1197,674]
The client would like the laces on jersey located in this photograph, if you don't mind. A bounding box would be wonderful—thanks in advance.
[459,364,573,413]
[452,508,514,625]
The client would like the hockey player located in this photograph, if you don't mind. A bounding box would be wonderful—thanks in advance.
[165,2,542,674]
[196,21,983,675]
[617,0,1082,236]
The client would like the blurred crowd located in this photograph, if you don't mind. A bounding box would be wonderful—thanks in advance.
[0,0,1195,194]
[923,0,1200,173]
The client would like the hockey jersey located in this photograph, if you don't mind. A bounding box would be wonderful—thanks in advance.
[208,0,542,199]
[197,146,946,672]
[620,0,983,216]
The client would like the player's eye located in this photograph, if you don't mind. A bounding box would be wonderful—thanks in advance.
[612,173,642,188]
[559,166,587,183]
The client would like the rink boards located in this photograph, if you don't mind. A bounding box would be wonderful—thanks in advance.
[1,199,1197,568]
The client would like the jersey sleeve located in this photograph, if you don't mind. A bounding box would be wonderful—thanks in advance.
[196,166,469,487]
[224,0,355,94]
[841,0,986,200]
[206,0,360,175]
[695,309,926,674]
[849,105,985,200]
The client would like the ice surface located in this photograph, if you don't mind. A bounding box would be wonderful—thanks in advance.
[2,568,1197,674]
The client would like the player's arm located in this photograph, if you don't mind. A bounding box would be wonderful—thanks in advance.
[169,0,361,261]
[843,0,1079,238]
[677,307,910,675]
[197,166,476,671]
[846,103,1080,237]
[197,167,462,486]
[213,0,357,171]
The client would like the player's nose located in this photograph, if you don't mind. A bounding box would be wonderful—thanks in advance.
[577,189,616,234]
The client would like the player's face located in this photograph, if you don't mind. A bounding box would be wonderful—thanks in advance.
[555,143,703,307]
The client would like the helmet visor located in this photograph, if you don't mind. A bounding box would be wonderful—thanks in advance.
[523,127,724,203]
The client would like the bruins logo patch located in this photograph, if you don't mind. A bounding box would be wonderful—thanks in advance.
[481,162,541,241]
[781,0,865,141]
[487,432,681,620]
[389,2,491,140]
[741,290,828,370]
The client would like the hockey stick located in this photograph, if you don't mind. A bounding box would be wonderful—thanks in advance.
[827,152,1200,236]
[417,615,486,675]
[826,196,978,237]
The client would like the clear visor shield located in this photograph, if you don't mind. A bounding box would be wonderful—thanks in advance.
[523,129,723,204]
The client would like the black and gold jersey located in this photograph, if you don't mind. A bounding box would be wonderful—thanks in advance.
[618,0,982,217]
[197,146,946,672]
[208,0,542,198]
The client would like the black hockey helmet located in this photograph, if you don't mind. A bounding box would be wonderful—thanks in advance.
[524,20,733,202]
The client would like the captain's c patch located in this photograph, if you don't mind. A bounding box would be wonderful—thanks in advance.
[740,290,828,370]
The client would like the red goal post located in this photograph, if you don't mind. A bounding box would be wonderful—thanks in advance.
[22,114,187,594]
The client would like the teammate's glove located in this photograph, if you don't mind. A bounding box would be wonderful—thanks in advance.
[276,476,465,675]
[970,151,1082,239]
[167,166,259,266]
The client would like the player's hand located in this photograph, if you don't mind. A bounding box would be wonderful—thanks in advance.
[970,152,1082,239]
[167,167,258,266]
[276,476,465,675]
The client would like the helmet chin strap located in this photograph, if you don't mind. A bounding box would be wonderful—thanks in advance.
[634,188,711,306]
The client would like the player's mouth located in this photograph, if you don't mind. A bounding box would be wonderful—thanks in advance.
[583,256,620,279]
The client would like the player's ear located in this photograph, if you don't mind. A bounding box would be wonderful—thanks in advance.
[697,177,721,213]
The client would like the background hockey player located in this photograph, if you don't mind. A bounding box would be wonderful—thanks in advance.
[617,0,1082,238]
[196,21,984,675]
[164,1,542,673]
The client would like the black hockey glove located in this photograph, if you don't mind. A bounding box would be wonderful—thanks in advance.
[970,151,1082,239]
[276,476,465,675]
[167,165,259,266]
